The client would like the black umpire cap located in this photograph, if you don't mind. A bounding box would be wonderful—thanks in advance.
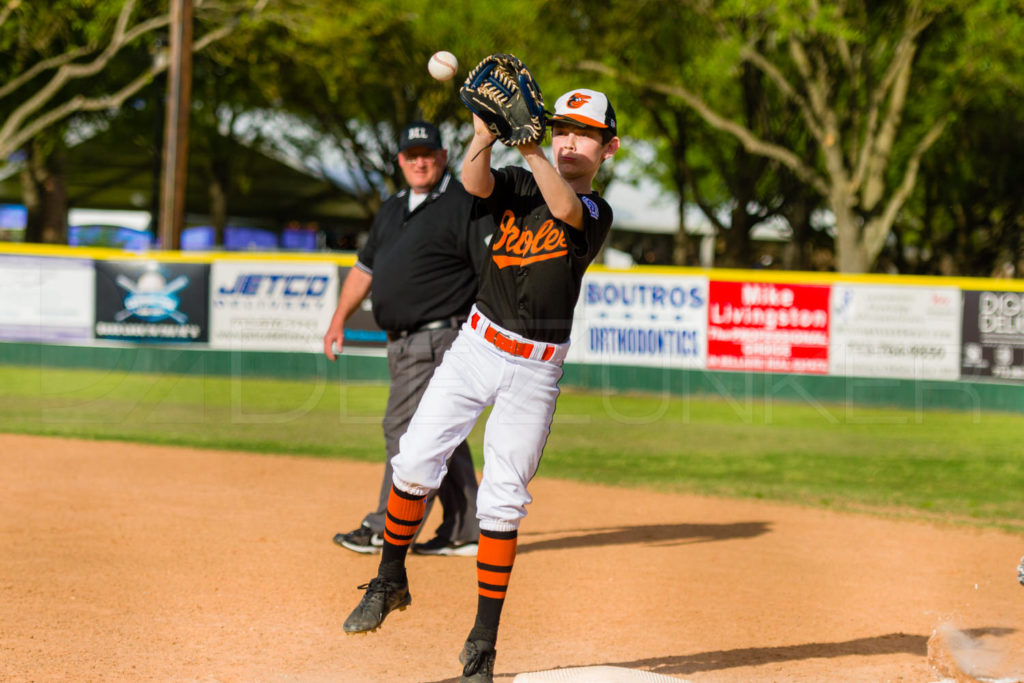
[398,121,443,152]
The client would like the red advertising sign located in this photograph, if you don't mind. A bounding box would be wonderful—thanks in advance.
[707,280,831,374]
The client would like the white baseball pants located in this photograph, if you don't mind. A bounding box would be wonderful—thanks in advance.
[391,306,569,532]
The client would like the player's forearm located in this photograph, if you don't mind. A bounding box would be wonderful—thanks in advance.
[518,143,583,229]
[462,135,496,198]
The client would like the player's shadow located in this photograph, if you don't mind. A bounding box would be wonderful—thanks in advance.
[609,633,927,675]
[516,521,771,554]
[602,627,1017,677]
[424,628,1017,682]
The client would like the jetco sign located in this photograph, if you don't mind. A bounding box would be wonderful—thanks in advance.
[209,261,338,352]
[216,273,331,300]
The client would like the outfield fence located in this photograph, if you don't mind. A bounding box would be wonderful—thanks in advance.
[2,243,1022,413]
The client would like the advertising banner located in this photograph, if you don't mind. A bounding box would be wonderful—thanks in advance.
[94,261,209,342]
[961,290,1024,382]
[0,254,94,342]
[209,261,339,352]
[568,272,707,368]
[830,284,961,380]
[707,280,830,374]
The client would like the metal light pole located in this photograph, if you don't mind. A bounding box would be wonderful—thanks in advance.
[158,0,193,250]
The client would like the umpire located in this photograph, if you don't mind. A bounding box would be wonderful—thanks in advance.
[324,121,490,557]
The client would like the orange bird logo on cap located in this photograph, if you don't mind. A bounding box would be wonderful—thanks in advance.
[566,93,591,109]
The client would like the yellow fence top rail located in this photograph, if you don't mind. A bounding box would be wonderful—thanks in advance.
[3,242,1023,291]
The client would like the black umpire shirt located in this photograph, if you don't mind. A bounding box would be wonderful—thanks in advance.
[477,166,613,344]
[356,170,492,333]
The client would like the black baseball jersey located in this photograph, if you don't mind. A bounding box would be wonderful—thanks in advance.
[476,166,612,344]
[357,171,492,332]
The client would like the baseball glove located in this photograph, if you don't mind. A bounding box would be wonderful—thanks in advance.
[459,53,545,147]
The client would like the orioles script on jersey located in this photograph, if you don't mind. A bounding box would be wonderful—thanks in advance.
[491,210,568,269]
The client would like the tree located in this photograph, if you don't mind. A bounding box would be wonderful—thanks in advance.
[19,131,69,243]
[892,96,1024,277]
[237,0,548,217]
[578,0,1024,273]
[545,0,825,269]
[0,0,270,160]
[0,0,269,242]
[184,29,286,245]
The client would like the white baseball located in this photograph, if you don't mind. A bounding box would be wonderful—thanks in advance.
[428,51,458,81]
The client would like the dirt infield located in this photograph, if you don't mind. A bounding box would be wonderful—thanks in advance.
[1,434,1022,683]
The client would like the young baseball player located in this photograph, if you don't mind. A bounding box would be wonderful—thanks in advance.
[342,88,619,683]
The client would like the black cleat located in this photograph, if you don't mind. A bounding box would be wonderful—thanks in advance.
[459,639,496,682]
[343,576,411,633]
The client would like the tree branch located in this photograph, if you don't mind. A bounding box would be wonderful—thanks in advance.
[0,0,21,30]
[0,0,265,160]
[850,3,934,197]
[835,0,855,76]
[5,67,163,156]
[577,59,830,197]
[649,101,726,234]
[787,38,822,117]
[788,34,846,177]
[0,0,143,154]
[860,41,916,209]
[738,44,824,140]
[0,44,95,101]
[861,114,949,262]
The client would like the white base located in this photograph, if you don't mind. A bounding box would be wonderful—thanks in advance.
[513,666,689,682]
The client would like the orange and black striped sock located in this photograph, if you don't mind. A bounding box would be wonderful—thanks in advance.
[378,485,426,577]
[470,528,518,642]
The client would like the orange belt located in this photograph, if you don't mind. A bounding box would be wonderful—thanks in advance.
[471,313,556,361]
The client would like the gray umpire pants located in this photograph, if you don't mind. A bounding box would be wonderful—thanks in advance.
[361,327,480,544]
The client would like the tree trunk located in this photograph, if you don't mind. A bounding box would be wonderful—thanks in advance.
[667,109,700,267]
[21,140,68,244]
[718,202,754,269]
[208,158,229,247]
[833,202,867,273]
[781,197,811,270]
[672,196,699,266]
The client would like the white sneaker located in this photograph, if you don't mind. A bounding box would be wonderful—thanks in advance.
[412,536,478,556]
[333,524,384,554]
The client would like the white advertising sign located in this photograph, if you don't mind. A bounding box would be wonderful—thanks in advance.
[0,255,94,341]
[568,272,708,368]
[829,284,961,380]
[209,261,339,352]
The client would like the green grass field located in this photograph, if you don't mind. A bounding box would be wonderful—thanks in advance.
[1,364,1021,532]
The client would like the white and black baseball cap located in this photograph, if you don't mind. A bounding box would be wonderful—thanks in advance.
[550,89,617,137]
[399,121,443,152]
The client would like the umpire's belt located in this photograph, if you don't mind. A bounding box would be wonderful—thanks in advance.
[469,311,568,363]
[386,316,464,342]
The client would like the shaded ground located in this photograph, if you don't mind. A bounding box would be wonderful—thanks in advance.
[1,434,1022,682]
